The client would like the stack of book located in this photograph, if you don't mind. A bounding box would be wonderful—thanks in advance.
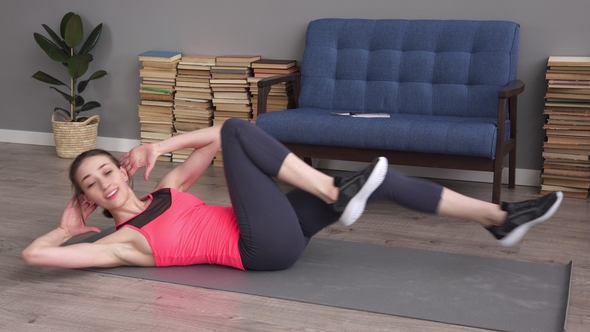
[172,55,217,162]
[248,59,299,122]
[541,56,590,199]
[211,55,261,125]
[211,55,261,166]
[138,51,182,162]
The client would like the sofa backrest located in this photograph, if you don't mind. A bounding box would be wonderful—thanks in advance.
[299,19,519,118]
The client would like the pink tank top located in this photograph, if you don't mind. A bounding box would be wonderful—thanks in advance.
[114,188,244,270]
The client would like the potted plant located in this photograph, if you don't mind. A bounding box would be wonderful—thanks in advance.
[32,12,107,158]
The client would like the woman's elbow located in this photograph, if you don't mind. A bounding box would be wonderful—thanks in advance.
[21,247,42,266]
[21,248,33,265]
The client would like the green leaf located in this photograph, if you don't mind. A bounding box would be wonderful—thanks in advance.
[64,14,83,48]
[77,81,88,94]
[50,87,74,102]
[60,12,76,38]
[79,101,101,112]
[79,23,102,55]
[77,70,107,93]
[68,54,92,79]
[41,24,69,53]
[31,71,68,86]
[34,33,69,63]
[54,107,71,118]
[88,69,107,80]
[75,95,85,107]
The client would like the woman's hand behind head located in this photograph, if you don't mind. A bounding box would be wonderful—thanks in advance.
[60,195,101,238]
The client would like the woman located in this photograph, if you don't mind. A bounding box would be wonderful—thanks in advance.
[22,119,563,270]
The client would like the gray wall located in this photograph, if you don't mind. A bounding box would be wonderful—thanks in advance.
[1,0,589,170]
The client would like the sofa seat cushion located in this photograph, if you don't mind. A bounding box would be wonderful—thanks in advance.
[256,108,509,159]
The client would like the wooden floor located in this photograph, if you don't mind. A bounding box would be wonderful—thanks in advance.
[1,142,589,332]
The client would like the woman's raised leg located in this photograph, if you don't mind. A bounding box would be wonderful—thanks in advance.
[287,168,563,247]
[221,119,307,270]
[221,119,388,270]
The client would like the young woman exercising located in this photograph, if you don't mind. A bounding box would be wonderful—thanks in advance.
[22,119,563,271]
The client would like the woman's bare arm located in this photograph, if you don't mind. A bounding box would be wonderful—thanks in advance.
[119,125,222,192]
[21,227,127,268]
[22,196,136,268]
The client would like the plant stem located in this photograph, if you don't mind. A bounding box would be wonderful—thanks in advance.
[70,47,75,121]
[70,77,75,121]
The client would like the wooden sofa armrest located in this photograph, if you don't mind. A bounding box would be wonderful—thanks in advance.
[496,79,525,133]
[498,79,525,98]
[496,79,524,143]
[493,79,524,199]
[256,73,301,115]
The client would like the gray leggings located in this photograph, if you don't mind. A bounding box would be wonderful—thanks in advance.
[221,119,443,271]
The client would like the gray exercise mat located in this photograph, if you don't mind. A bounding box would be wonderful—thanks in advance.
[82,229,571,332]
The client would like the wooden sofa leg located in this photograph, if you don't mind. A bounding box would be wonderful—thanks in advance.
[509,149,516,189]
[492,172,502,204]
[492,158,503,204]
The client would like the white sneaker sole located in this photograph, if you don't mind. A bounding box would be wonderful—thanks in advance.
[339,157,388,226]
[497,191,563,247]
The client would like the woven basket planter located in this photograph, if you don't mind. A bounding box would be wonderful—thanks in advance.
[52,112,100,159]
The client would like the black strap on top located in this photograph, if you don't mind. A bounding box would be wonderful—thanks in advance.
[115,188,172,230]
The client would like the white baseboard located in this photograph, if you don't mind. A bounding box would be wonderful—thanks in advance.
[0,129,140,152]
[0,128,541,186]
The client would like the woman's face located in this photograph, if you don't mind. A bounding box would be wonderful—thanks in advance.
[75,155,129,210]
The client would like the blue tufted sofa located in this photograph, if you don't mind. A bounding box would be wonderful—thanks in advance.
[255,19,524,203]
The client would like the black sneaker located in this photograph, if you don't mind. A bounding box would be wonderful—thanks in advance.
[486,191,563,247]
[331,157,388,226]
